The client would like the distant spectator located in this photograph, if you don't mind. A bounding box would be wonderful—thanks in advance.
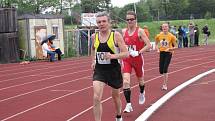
[177,25,183,48]
[182,25,189,47]
[188,23,195,47]
[170,25,177,37]
[194,24,199,46]
[202,24,210,45]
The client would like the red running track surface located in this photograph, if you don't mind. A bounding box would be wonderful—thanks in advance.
[0,45,215,121]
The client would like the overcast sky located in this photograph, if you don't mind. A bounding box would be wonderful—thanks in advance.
[111,0,140,7]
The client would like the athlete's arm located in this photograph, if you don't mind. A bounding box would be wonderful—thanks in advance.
[138,28,151,54]
[106,31,128,59]
[155,35,160,53]
[169,35,177,51]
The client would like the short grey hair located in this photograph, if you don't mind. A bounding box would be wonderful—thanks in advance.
[96,11,111,22]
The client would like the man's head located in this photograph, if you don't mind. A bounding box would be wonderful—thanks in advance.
[96,11,111,32]
[126,11,137,27]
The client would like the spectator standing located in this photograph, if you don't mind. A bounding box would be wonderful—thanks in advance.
[202,24,210,45]
[188,23,195,47]
[194,24,199,46]
[182,25,189,47]
[178,25,183,48]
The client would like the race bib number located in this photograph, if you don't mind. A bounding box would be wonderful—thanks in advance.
[127,45,137,51]
[96,52,111,64]
[160,39,169,47]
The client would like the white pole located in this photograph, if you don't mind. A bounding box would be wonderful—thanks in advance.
[134,3,137,14]
[134,2,138,26]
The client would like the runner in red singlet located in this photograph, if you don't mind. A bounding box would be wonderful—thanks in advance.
[122,11,151,113]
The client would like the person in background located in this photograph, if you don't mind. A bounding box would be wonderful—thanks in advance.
[41,35,56,62]
[182,25,189,47]
[155,22,177,90]
[47,35,62,61]
[202,24,210,45]
[194,24,199,46]
[170,25,177,37]
[188,23,195,47]
[41,34,62,62]
[177,25,183,48]
[91,11,128,121]
[122,11,151,113]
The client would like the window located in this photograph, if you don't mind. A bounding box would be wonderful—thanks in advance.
[52,25,59,39]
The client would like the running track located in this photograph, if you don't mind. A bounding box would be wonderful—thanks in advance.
[0,45,214,121]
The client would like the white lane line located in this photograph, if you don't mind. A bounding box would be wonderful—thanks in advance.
[50,90,75,92]
[135,69,215,121]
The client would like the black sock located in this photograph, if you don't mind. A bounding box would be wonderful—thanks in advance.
[123,88,131,103]
[139,84,145,93]
[116,115,121,118]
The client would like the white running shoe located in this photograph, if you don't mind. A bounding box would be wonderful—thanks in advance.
[116,117,123,121]
[123,103,133,113]
[162,85,168,90]
[139,91,146,104]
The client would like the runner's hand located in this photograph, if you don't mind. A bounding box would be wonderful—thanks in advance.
[129,50,139,57]
[91,60,96,70]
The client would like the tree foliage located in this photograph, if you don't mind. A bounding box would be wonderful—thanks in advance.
[1,0,215,21]
[1,0,59,14]
[80,0,111,13]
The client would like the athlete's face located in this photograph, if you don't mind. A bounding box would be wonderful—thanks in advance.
[162,23,169,33]
[96,16,110,32]
[126,14,136,27]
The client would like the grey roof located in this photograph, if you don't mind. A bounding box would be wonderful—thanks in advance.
[18,14,64,20]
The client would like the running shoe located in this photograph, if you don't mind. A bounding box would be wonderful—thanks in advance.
[123,103,133,113]
[162,85,168,90]
[115,117,123,121]
[139,91,146,104]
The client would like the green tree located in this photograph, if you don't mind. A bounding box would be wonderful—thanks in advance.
[118,2,150,22]
[8,0,60,14]
[80,0,111,13]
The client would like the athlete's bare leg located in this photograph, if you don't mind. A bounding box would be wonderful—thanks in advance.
[93,81,105,121]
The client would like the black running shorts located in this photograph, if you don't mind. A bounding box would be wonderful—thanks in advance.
[93,64,123,89]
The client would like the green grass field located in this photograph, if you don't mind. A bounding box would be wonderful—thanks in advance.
[118,19,215,44]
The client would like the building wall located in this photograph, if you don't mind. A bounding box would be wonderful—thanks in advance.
[18,20,29,56]
[0,8,19,63]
